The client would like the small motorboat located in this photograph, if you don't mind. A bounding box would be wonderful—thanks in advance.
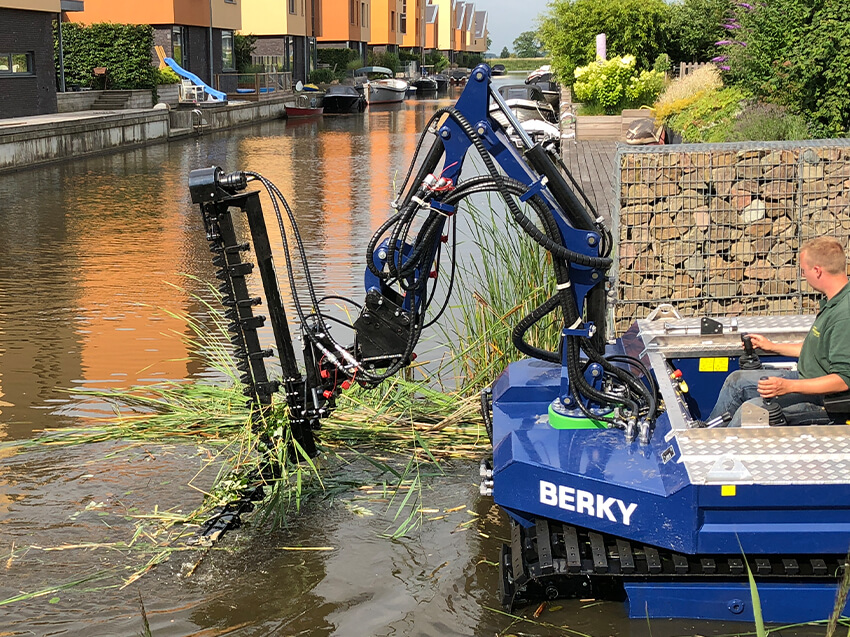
[285,91,324,118]
[448,68,469,85]
[525,64,559,108]
[411,76,438,94]
[432,74,450,92]
[322,85,365,113]
[489,83,559,150]
[354,66,408,104]
[491,63,507,76]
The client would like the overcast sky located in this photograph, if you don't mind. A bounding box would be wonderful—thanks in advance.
[483,0,551,55]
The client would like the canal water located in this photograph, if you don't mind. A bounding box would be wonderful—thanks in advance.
[0,83,824,636]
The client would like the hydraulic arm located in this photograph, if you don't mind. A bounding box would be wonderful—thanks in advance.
[188,64,659,457]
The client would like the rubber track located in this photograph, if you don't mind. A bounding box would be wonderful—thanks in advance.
[499,517,847,609]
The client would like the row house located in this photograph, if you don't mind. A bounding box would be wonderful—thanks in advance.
[430,0,486,61]
[1,0,70,118]
[0,0,487,120]
[317,0,372,60]
[242,0,321,82]
[66,0,241,87]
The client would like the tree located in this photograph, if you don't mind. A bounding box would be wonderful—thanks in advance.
[500,46,511,59]
[513,30,544,58]
[487,35,492,52]
[722,0,850,136]
[234,34,258,72]
[667,0,730,63]
[539,0,673,84]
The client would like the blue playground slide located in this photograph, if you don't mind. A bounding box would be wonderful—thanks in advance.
[164,57,227,102]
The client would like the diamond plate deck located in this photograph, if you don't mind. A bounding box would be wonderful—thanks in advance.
[674,426,850,484]
[633,314,850,485]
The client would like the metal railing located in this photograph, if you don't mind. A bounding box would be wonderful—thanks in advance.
[214,72,293,101]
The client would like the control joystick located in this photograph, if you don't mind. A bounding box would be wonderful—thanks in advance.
[738,333,762,370]
[761,376,788,426]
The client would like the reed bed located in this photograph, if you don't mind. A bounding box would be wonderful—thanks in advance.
[441,196,561,390]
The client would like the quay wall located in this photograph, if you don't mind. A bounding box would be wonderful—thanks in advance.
[0,95,291,174]
[0,111,170,174]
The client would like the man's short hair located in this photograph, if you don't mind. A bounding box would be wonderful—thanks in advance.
[800,236,847,275]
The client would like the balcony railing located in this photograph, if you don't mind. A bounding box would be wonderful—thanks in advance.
[214,72,293,101]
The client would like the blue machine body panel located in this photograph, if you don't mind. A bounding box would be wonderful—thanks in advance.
[490,314,850,620]
[492,356,850,555]
[625,581,850,621]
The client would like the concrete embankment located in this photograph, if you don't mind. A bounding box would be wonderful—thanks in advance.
[0,95,291,174]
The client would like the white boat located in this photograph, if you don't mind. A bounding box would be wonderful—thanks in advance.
[355,66,408,104]
[489,84,560,151]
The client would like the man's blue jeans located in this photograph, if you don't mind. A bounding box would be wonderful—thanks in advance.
[707,369,830,427]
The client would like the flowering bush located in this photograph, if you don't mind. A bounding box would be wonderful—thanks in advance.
[573,56,665,114]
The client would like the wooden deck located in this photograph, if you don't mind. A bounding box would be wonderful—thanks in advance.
[560,140,618,225]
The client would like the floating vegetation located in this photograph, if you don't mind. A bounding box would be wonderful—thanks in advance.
[13,194,560,596]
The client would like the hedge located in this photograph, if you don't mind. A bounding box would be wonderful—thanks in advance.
[54,22,156,90]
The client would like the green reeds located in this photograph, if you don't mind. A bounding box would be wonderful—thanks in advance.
[441,195,561,391]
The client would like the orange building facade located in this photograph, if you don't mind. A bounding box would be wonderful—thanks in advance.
[67,0,242,84]
[241,0,321,83]
[369,0,404,48]
[318,0,371,58]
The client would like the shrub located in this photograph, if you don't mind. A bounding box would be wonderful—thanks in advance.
[308,68,336,84]
[53,22,156,90]
[425,51,450,73]
[727,101,810,141]
[722,0,850,137]
[666,86,748,142]
[573,56,665,113]
[539,0,673,84]
[666,0,730,64]
[652,53,671,74]
[234,34,257,72]
[155,67,180,85]
[317,48,360,72]
[368,51,400,74]
[653,64,722,123]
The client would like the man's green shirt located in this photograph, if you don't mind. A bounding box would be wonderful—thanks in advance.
[798,282,850,398]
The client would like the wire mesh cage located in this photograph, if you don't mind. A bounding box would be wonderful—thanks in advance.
[613,141,850,335]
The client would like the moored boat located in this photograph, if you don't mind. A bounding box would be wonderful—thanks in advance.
[322,85,365,113]
[355,66,408,105]
[525,64,560,108]
[285,91,324,118]
[432,74,450,92]
[411,76,438,94]
[488,83,559,150]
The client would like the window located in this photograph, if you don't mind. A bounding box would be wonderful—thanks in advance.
[0,52,33,75]
[351,0,357,24]
[221,31,235,71]
[289,0,296,13]
[172,27,185,67]
[362,2,368,27]
[391,11,395,31]
[400,13,406,34]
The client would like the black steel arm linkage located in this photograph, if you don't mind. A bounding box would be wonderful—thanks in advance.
[190,167,317,459]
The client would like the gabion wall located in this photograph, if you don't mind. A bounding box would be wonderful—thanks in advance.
[613,141,850,334]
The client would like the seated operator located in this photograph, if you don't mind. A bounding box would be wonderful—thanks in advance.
[707,236,850,427]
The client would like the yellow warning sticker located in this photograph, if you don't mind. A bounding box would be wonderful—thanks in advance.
[721,485,737,497]
[699,358,729,372]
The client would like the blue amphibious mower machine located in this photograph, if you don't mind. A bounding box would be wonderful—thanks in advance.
[188,64,850,622]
